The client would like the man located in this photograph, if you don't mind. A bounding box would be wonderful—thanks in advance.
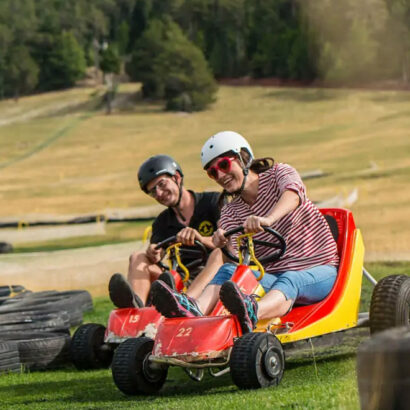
[109,154,222,308]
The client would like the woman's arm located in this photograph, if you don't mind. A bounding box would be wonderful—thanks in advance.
[244,190,300,233]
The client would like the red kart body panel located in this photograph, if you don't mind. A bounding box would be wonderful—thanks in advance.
[152,265,263,360]
[105,307,163,343]
[153,315,241,361]
[104,269,186,343]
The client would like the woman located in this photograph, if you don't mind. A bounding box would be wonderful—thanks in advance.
[151,131,339,334]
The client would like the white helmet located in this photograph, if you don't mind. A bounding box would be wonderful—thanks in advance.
[200,131,254,168]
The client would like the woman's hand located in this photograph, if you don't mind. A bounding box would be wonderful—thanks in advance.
[243,215,272,233]
[176,227,200,246]
[212,228,228,248]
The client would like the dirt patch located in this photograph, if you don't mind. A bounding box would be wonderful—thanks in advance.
[0,242,143,296]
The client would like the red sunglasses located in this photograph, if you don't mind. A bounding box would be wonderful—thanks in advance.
[206,157,235,179]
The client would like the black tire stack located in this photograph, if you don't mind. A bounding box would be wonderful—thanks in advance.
[0,285,93,372]
[357,274,410,410]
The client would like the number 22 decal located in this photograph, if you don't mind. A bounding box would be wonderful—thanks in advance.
[176,327,192,337]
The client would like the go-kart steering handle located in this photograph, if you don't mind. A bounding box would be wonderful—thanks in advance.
[221,226,286,265]
[155,235,208,272]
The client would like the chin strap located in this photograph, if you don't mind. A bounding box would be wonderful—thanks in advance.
[232,154,251,196]
[172,176,186,222]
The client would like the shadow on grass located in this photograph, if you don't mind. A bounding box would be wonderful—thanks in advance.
[263,88,340,102]
[2,368,238,406]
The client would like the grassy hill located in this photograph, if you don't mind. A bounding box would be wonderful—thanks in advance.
[0,83,409,254]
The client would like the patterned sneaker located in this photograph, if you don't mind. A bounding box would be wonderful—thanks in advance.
[151,280,203,318]
[108,273,144,308]
[157,271,176,290]
[219,281,258,334]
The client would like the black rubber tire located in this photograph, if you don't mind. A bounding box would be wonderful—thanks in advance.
[0,341,21,373]
[0,332,71,370]
[111,337,168,395]
[0,285,26,297]
[70,323,113,370]
[357,326,410,410]
[370,274,410,334]
[0,300,84,327]
[230,332,284,389]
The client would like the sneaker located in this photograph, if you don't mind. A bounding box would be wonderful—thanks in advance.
[108,273,144,308]
[151,280,203,318]
[219,281,258,334]
[157,271,176,290]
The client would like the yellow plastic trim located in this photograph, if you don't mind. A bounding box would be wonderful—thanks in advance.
[142,226,152,244]
[255,229,365,343]
[236,233,265,280]
[166,243,190,292]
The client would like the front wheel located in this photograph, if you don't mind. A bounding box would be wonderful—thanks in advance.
[111,337,168,395]
[370,274,410,334]
[230,332,284,389]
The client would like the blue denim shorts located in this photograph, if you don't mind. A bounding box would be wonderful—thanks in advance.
[209,263,337,304]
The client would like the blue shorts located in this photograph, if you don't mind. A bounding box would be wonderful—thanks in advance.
[209,263,337,304]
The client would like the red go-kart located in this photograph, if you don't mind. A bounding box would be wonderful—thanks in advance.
[110,208,410,394]
[70,236,208,370]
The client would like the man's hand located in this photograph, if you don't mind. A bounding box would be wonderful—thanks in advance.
[212,228,228,248]
[146,243,162,264]
[176,227,201,246]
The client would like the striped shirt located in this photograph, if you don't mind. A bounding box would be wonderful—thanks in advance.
[219,164,339,273]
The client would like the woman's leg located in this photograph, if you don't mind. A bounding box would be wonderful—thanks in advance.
[186,248,224,299]
[258,265,337,319]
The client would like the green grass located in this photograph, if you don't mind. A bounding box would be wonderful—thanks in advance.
[1,84,410,254]
[1,263,408,409]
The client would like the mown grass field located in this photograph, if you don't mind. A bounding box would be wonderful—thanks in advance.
[0,262,408,409]
[0,84,410,254]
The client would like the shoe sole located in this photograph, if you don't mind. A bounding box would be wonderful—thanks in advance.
[151,281,194,318]
[220,281,253,334]
[109,273,143,308]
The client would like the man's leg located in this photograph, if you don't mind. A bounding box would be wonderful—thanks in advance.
[186,248,224,299]
[128,250,163,305]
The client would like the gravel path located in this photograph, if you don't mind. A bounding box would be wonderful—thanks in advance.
[0,242,144,296]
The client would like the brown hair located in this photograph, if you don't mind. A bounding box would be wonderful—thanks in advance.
[217,149,275,208]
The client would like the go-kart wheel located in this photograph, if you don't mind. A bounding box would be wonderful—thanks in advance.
[230,332,284,389]
[70,323,113,370]
[111,337,167,395]
[369,274,410,334]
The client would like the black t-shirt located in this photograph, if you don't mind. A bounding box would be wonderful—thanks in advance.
[150,190,220,245]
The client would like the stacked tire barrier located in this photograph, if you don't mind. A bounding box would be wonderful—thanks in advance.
[0,285,93,372]
[357,274,410,410]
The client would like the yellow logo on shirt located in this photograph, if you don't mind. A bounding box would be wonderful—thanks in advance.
[198,220,214,236]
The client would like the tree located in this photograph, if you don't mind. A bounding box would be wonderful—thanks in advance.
[47,31,86,89]
[127,17,217,111]
[100,44,121,114]
[5,46,39,99]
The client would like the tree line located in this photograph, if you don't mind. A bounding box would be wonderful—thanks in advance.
[0,0,409,111]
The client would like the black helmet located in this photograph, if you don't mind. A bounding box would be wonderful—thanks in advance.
[138,155,183,192]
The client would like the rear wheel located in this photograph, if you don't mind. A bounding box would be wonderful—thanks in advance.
[111,337,168,395]
[230,332,284,389]
[70,323,113,370]
[370,274,410,334]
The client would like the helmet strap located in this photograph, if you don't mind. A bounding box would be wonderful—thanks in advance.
[172,175,186,222]
[232,153,250,196]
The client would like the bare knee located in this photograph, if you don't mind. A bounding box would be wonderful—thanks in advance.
[129,251,150,270]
